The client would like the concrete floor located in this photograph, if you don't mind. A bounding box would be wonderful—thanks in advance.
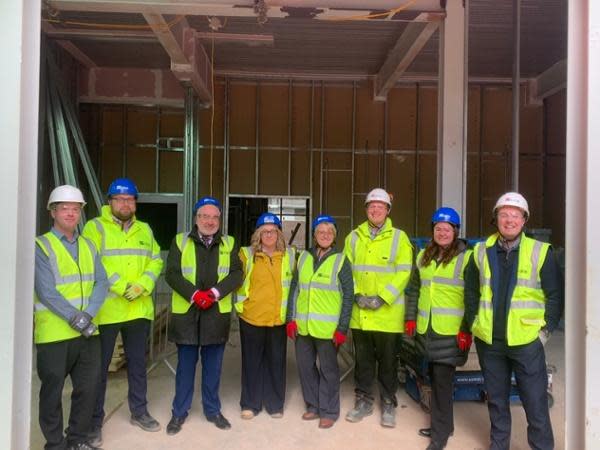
[31,330,565,450]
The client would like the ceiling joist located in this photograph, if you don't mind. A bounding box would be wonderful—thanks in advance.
[48,0,441,22]
[527,59,567,105]
[373,12,442,101]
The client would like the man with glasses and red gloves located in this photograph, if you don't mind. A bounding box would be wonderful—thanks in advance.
[165,196,243,434]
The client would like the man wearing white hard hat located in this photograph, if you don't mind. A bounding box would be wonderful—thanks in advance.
[464,192,562,450]
[34,185,108,450]
[343,188,413,428]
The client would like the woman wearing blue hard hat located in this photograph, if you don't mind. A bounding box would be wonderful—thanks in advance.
[285,215,354,429]
[235,212,296,419]
[404,207,473,450]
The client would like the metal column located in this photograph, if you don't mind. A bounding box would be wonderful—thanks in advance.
[183,86,199,231]
[436,0,468,233]
[511,0,521,191]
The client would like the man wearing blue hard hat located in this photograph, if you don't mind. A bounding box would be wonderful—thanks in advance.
[165,196,243,433]
[83,178,164,445]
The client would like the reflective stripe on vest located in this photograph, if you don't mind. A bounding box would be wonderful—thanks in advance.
[294,251,345,339]
[34,233,97,344]
[416,249,471,336]
[235,246,295,323]
[171,232,234,314]
[471,234,549,346]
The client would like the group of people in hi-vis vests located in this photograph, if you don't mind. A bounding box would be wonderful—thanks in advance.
[34,180,562,450]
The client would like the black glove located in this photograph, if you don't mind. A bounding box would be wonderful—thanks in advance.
[69,311,92,333]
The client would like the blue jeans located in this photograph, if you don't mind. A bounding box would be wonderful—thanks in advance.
[172,343,225,418]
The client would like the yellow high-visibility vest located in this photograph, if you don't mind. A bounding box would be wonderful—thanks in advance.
[34,232,98,343]
[416,248,472,336]
[294,251,345,339]
[235,246,295,323]
[471,233,549,346]
[82,206,163,324]
[344,218,413,333]
[171,232,235,314]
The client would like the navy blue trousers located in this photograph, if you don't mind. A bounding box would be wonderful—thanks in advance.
[93,318,150,427]
[172,343,225,418]
[476,337,553,450]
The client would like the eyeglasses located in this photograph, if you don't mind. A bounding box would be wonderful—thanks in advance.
[111,197,136,205]
[261,229,278,236]
[316,230,334,237]
[367,203,388,212]
[54,204,82,214]
[197,214,220,222]
[497,212,524,221]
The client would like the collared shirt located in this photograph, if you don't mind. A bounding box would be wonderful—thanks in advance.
[34,227,109,321]
[112,214,134,233]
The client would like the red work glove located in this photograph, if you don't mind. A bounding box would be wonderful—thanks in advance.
[286,321,298,340]
[333,330,346,348]
[457,331,472,351]
[405,320,416,337]
[191,290,216,310]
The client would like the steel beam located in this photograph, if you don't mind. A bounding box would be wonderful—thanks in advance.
[374,13,441,101]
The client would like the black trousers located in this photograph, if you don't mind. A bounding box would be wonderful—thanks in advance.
[295,335,341,420]
[239,318,287,414]
[429,363,456,445]
[476,337,553,450]
[36,336,101,450]
[351,329,399,405]
[92,318,150,427]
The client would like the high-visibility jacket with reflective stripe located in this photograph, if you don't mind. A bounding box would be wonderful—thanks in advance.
[293,251,345,339]
[344,218,413,332]
[34,232,99,343]
[171,232,235,314]
[82,205,163,324]
[416,248,472,336]
[235,246,295,323]
[472,233,549,346]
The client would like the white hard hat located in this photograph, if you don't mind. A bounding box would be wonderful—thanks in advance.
[47,185,87,210]
[365,188,392,207]
[493,192,529,217]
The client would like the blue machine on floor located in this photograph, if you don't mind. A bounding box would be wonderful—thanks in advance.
[399,336,554,412]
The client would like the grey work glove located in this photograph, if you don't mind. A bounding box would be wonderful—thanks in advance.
[538,328,551,346]
[355,294,370,309]
[69,311,95,337]
[366,296,385,310]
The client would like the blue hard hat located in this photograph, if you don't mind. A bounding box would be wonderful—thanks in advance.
[107,178,138,198]
[256,212,282,229]
[193,196,222,213]
[431,207,461,228]
[312,214,337,232]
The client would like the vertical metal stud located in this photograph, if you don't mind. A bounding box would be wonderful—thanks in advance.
[223,78,231,234]
[511,0,521,191]
[255,81,260,195]
[288,79,293,196]
[350,81,357,229]
[183,86,198,231]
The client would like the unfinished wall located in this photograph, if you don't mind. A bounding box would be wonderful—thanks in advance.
[79,78,566,245]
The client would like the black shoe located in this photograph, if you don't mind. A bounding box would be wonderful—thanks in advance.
[426,441,447,450]
[419,428,454,439]
[166,415,186,435]
[419,428,432,438]
[207,413,231,430]
[130,412,161,432]
[67,443,102,450]
[87,426,103,447]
